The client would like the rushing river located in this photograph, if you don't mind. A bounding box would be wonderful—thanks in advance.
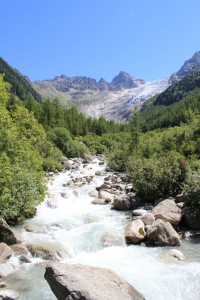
[8,159,200,300]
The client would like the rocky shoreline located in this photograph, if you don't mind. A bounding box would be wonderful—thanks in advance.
[0,154,200,299]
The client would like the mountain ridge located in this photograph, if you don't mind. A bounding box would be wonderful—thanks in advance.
[34,71,146,92]
[169,51,200,84]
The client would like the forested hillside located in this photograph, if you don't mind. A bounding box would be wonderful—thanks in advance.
[140,72,200,131]
[0,57,42,103]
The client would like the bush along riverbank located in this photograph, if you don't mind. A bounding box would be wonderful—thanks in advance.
[0,155,200,299]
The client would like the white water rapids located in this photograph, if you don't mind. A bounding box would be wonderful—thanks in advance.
[7,159,200,299]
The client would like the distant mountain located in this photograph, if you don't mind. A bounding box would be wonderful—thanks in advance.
[169,51,200,84]
[0,57,42,103]
[33,73,168,122]
[34,71,145,93]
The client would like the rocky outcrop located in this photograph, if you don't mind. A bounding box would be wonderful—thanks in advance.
[44,263,145,300]
[152,199,182,225]
[182,207,200,230]
[124,220,146,244]
[0,219,22,245]
[169,51,200,84]
[147,219,181,246]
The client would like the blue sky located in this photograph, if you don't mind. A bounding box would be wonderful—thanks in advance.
[1,0,200,82]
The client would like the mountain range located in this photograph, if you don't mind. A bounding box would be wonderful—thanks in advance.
[1,51,200,122]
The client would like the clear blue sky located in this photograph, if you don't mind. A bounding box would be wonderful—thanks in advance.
[1,0,200,82]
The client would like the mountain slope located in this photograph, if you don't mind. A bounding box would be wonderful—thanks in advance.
[0,57,42,103]
[169,51,200,84]
[33,73,168,122]
[140,71,200,131]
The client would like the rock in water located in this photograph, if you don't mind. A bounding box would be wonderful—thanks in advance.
[44,263,145,300]
[0,290,19,299]
[152,199,182,225]
[124,220,146,244]
[0,219,22,245]
[147,219,181,246]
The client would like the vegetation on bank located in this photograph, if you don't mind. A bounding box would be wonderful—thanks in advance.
[1,67,200,224]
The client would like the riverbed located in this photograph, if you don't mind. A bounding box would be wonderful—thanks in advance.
[8,158,200,299]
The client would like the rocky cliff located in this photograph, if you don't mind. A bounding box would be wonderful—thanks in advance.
[169,51,200,84]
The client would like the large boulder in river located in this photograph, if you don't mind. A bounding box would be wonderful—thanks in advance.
[0,263,19,278]
[27,243,68,261]
[114,194,132,210]
[152,199,182,225]
[124,220,146,244]
[182,207,200,230]
[99,190,114,203]
[44,263,145,300]
[147,219,181,246]
[0,219,22,245]
[0,243,13,263]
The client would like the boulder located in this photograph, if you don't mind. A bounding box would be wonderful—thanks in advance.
[147,219,181,246]
[82,154,93,162]
[0,263,19,278]
[132,209,147,216]
[26,244,67,261]
[0,243,13,263]
[95,171,102,176]
[182,207,200,230]
[44,263,145,300]
[138,213,155,225]
[0,219,22,245]
[152,199,182,225]
[10,245,28,254]
[99,183,112,190]
[124,220,146,244]
[99,190,114,203]
[24,225,45,233]
[113,184,126,191]
[114,194,132,210]
[19,254,32,263]
[0,290,19,300]
[88,189,98,198]
[159,249,186,264]
[91,199,106,205]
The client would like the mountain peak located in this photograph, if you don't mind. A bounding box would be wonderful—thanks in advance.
[169,51,200,84]
[110,71,145,90]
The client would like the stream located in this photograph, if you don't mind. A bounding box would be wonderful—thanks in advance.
[6,158,200,299]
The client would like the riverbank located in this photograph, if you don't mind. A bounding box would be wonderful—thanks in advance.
[0,155,200,299]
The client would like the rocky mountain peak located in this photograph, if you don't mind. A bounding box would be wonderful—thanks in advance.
[110,71,145,90]
[169,51,200,84]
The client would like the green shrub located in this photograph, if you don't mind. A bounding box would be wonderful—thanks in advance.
[126,153,189,201]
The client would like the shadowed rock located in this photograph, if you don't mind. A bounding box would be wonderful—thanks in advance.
[44,263,145,300]
[147,219,181,246]
[0,219,22,245]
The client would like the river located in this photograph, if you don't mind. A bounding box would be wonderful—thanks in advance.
[8,158,200,299]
